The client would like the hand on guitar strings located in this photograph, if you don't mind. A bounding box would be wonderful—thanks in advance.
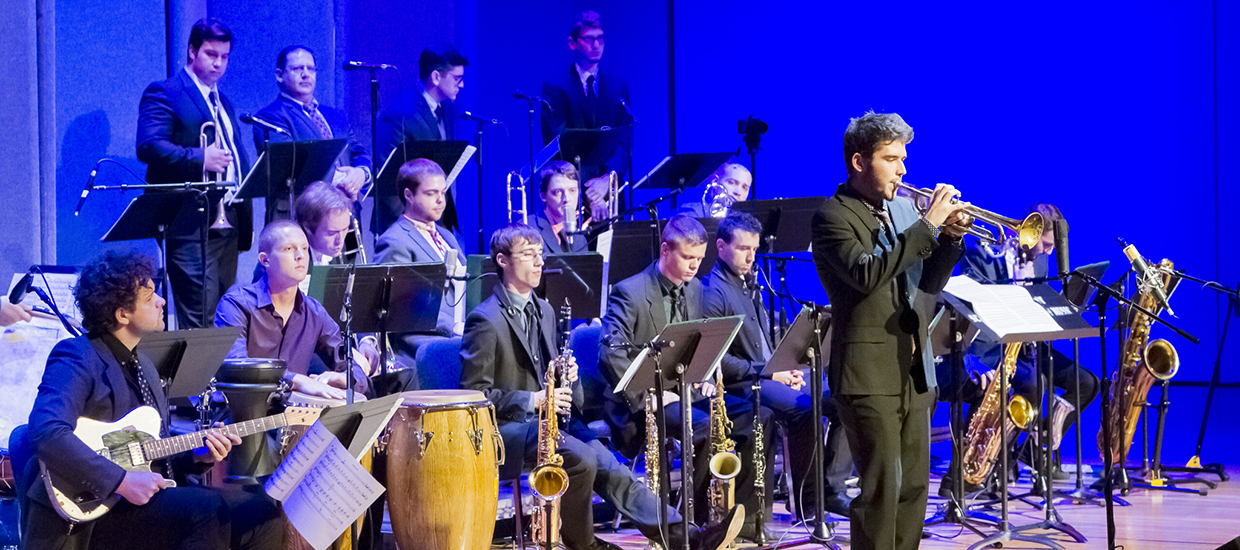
[193,422,242,464]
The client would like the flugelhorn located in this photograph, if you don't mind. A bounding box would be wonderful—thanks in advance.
[897,183,1043,249]
[507,171,528,224]
[701,179,736,218]
[200,122,234,230]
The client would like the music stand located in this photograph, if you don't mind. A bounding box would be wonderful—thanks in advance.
[234,139,348,218]
[464,253,605,319]
[941,279,1095,550]
[558,127,633,181]
[314,393,405,460]
[138,326,240,400]
[633,152,734,209]
[102,191,197,327]
[605,218,722,285]
[369,140,474,236]
[308,262,446,377]
[730,197,829,255]
[614,316,744,550]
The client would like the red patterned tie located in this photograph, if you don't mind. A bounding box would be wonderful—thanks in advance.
[305,103,333,140]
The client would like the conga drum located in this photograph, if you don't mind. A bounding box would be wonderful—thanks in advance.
[386,390,503,550]
[214,358,286,484]
[281,391,371,550]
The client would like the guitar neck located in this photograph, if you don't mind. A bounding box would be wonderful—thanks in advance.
[142,413,289,461]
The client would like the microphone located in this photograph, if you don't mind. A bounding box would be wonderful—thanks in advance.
[512,90,555,110]
[619,98,639,124]
[460,111,502,125]
[343,61,395,71]
[339,269,355,322]
[1121,241,1175,316]
[1053,218,1069,278]
[239,113,290,135]
[564,203,577,248]
[75,160,104,216]
[9,269,34,304]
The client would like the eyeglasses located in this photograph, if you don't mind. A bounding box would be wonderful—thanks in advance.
[576,35,604,45]
[508,249,544,262]
[285,65,317,75]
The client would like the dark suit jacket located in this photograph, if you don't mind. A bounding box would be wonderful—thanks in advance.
[374,216,467,336]
[702,261,770,386]
[811,184,962,396]
[374,90,456,168]
[959,236,1051,284]
[541,64,632,180]
[252,95,370,170]
[532,213,588,256]
[459,288,583,471]
[26,334,169,513]
[136,69,253,249]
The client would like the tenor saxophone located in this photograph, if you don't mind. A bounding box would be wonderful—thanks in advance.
[644,393,663,550]
[530,340,572,549]
[707,369,742,525]
[961,342,1037,485]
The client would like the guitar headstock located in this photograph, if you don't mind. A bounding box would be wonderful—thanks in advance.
[284,406,324,427]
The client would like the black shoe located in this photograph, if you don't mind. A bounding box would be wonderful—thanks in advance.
[825,493,853,518]
[695,504,745,550]
[737,522,774,544]
[583,537,623,550]
[937,477,983,499]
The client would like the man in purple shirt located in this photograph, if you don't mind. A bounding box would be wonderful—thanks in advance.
[215,220,375,398]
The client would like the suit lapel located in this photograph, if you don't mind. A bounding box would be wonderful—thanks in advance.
[835,191,882,250]
[496,290,542,383]
[89,337,134,418]
[398,218,438,261]
[178,70,214,125]
[644,266,667,335]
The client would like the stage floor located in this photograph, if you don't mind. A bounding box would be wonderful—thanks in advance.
[574,467,1238,550]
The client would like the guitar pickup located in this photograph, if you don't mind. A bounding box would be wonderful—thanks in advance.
[127,441,146,466]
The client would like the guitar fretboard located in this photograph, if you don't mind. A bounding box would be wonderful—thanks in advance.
[142,413,289,460]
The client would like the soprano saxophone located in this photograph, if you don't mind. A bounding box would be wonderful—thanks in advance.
[707,368,742,525]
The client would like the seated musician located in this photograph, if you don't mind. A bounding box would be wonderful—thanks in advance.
[597,214,771,539]
[24,250,280,550]
[672,162,752,219]
[702,211,855,521]
[937,202,1098,490]
[461,224,742,550]
[374,158,467,369]
[216,221,375,400]
[531,161,590,255]
[250,180,354,285]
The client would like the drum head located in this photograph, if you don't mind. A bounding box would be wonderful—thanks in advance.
[398,389,487,407]
[216,358,286,384]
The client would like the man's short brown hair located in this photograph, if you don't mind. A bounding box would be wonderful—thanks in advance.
[295,181,351,235]
[397,159,446,205]
[489,223,543,278]
[663,215,707,250]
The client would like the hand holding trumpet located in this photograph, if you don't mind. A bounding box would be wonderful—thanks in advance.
[204,139,233,175]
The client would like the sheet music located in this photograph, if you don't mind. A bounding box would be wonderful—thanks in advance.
[445,145,477,187]
[9,271,81,321]
[613,346,650,393]
[943,276,1062,337]
[265,422,384,550]
[596,229,614,315]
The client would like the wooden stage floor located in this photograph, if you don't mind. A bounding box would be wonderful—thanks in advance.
[580,467,1238,550]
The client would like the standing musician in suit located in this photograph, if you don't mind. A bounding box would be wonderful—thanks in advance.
[22,251,280,550]
[251,45,371,223]
[137,19,251,329]
[542,10,633,191]
[373,45,469,236]
[672,163,753,219]
[702,211,855,521]
[374,159,467,369]
[531,161,591,255]
[461,224,743,550]
[598,215,771,536]
[811,112,969,550]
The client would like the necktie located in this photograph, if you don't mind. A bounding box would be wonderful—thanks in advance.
[751,284,773,359]
[304,103,333,140]
[129,358,172,476]
[524,301,542,367]
[585,74,598,126]
[669,287,685,323]
[208,91,240,181]
[427,226,448,259]
[434,105,446,140]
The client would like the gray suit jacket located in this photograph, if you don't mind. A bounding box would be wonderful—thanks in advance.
[374,216,467,336]
[811,184,962,396]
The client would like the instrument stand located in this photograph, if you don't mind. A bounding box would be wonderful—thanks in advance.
[474,120,485,253]
[1118,382,1212,495]
[925,308,1001,537]
[1052,338,1114,508]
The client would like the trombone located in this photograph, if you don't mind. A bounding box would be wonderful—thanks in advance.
[507,171,528,224]
[200,121,234,230]
[897,183,1044,249]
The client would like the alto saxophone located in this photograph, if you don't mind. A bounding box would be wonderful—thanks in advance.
[1100,257,1180,467]
[707,369,742,525]
[530,309,573,550]
[961,342,1037,485]
[644,392,663,550]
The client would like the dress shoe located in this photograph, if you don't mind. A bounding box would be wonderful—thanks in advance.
[737,522,775,544]
[825,493,853,518]
[582,537,623,550]
[695,504,745,550]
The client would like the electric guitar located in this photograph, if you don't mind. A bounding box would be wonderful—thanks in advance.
[41,405,322,524]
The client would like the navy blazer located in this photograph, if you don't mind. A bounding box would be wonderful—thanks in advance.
[459,288,583,472]
[26,335,169,509]
[532,213,589,256]
[811,185,962,396]
[541,64,632,144]
[374,91,456,168]
[374,216,467,336]
[251,95,371,174]
[959,236,1051,284]
[702,261,770,385]
[136,69,253,248]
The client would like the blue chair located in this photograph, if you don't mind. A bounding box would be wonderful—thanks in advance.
[569,324,607,432]
[9,424,33,547]
[413,337,463,392]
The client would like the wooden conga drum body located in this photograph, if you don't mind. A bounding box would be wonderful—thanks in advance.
[282,391,371,550]
[386,390,502,550]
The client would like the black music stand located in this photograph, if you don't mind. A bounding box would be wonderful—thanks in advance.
[465,253,605,319]
[235,138,347,219]
[558,126,634,182]
[763,306,844,549]
[138,326,240,400]
[102,191,195,328]
[941,281,1095,550]
[613,316,744,550]
[605,218,722,285]
[634,152,733,209]
[369,140,473,236]
[309,262,446,377]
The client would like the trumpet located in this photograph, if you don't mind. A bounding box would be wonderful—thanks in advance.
[897,183,1043,249]
[507,171,528,224]
[200,122,234,230]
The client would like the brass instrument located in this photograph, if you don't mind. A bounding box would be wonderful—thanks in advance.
[341,214,367,264]
[897,183,1044,249]
[507,171,528,224]
[707,368,742,525]
[1099,258,1181,466]
[607,170,620,219]
[961,343,1037,485]
[530,300,573,549]
[200,122,235,230]
[701,179,736,218]
[643,393,663,550]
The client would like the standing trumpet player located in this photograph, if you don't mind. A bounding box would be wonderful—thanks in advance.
[136,18,251,329]
[811,112,969,550]
[461,224,742,550]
